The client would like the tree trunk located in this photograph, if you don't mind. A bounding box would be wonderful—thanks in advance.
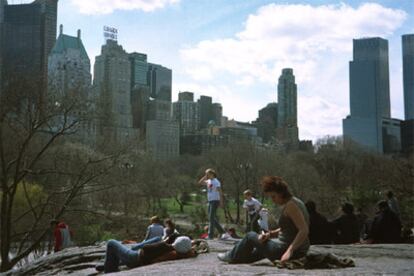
[1,192,11,272]
[174,197,184,213]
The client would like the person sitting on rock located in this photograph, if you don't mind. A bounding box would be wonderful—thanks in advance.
[305,201,332,245]
[200,226,209,239]
[163,218,180,244]
[331,203,359,244]
[97,236,196,273]
[143,216,164,241]
[386,191,401,218]
[356,207,369,239]
[364,200,402,244]
[217,176,310,264]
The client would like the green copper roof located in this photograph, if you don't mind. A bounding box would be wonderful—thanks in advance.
[51,34,89,61]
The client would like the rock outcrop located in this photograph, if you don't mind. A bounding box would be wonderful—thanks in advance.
[2,241,414,275]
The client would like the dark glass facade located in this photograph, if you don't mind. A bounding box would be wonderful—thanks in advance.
[148,63,172,102]
[402,34,414,120]
[1,0,58,102]
[198,95,213,129]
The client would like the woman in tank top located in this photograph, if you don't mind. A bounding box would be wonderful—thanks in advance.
[218,176,310,264]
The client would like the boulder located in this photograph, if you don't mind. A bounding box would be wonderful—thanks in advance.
[2,241,413,275]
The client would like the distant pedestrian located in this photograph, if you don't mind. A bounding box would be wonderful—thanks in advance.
[243,189,262,233]
[387,191,400,218]
[331,203,359,244]
[51,219,73,252]
[198,169,225,239]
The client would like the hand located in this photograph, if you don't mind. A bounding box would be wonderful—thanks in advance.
[258,232,270,243]
[280,249,292,263]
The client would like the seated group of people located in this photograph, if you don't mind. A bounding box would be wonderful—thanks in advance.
[97,217,196,273]
[98,177,408,274]
[305,194,404,245]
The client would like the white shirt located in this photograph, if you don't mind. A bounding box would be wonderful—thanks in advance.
[206,178,221,202]
[243,197,262,215]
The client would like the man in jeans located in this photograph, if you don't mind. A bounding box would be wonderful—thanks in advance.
[198,168,225,239]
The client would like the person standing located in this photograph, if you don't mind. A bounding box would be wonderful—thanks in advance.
[51,220,73,252]
[198,168,225,239]
[243,189,262,233]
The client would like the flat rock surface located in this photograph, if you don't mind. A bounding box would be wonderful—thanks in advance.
[2,240,414,275]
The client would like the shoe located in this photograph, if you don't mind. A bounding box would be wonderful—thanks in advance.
[217,252,232,263]
[95,264,105,272]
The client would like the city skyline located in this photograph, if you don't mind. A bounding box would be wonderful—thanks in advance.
[7,0,414,141]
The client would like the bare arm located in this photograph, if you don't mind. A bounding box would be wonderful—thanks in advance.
[259,227,280,242]
[282,201,309,261]
[198,175,207,185]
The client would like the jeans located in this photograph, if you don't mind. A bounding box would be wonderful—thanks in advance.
[227,232,291,263]
[104,240,144,273]
[132,236,162,250]
[247,213,261,233]
[208,200,225,239]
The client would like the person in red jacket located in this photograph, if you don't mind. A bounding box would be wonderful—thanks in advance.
[51,220,73,252]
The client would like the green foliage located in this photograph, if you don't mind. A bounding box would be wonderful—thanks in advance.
[75,223,121,246]
[190,205,208,224]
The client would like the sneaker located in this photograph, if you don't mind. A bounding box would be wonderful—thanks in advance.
[220,233,231,240]
[217,252,232,263]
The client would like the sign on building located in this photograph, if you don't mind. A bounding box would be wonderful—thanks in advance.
[104,26,118,42]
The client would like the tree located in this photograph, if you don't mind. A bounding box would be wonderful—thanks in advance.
[0,77,119,272]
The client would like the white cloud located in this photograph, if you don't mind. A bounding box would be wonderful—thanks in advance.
[70,0,179,14]
[180,2,407,140]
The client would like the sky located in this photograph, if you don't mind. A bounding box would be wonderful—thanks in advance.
[11,0,414,141]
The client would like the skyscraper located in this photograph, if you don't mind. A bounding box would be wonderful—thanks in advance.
[401,34,414,155]
[255,103,278,143]
[129,52,148,88]
[129,52,150,132]
[198,95,213,129]
[173,91,199,136]
[343,37,391,153]
[48,25,94,145]
[148,63,172,102]
[211,103,223,126]
[94,40,135,143]
[1,0,58,102]
[276,68,299,149]
[48,25,91,97]
[402,34,414,120]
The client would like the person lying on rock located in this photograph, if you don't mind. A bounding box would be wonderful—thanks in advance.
[96,236,196,273]
[218,176,310,264]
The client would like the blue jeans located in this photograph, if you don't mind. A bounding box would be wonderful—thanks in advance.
[208,200,225,239]
[227,232,290,263]
[104,237,161,273]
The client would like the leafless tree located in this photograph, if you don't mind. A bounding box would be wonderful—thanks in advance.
[0,77,120,272]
